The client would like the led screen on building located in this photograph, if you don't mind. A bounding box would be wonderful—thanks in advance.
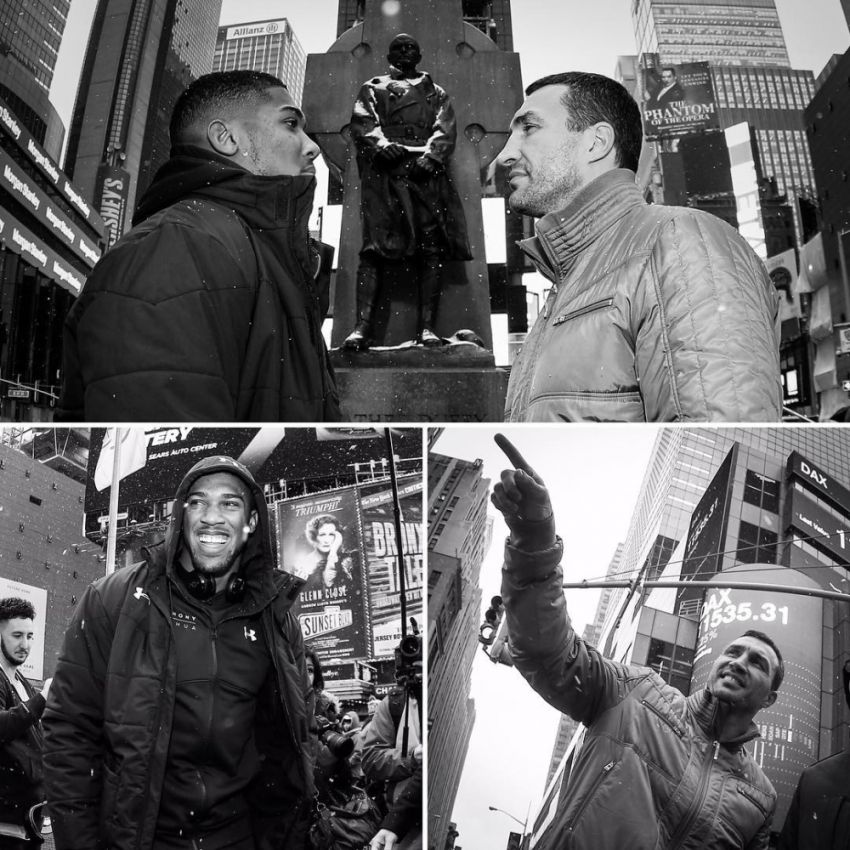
[784,487,850,565]
[691,564,822,825]
[276,487,369,663]
[641,61,719,140]
[0,577,47,680]
[786,450,850,514]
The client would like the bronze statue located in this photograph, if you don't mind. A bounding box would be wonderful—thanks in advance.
[343,33,471,350]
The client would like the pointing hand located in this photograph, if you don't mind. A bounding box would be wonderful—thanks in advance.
[490,433,553,523]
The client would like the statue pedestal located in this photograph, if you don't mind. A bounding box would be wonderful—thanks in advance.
[330,343,507,422]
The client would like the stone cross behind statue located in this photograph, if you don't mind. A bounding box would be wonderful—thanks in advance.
[303,0,523,352]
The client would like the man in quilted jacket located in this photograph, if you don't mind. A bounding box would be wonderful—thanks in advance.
[496,72,781,422]
[491,434,782,849]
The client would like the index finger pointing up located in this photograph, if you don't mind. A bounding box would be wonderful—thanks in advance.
[494,433,536,475]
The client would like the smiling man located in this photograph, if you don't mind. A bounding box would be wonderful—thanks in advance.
[491,433,781,849]
[57,70,340,422]
[496,72,781,422]
[43,456,313,850]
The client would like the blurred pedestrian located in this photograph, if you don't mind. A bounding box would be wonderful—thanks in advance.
[496,72,781,422]
[43,456,313,850]
[57,70,340,422]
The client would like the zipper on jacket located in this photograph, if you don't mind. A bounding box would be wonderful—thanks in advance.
[641,699,685,739]
[567,759,617,834]
[667,739,720,849]
[553,297,614,326]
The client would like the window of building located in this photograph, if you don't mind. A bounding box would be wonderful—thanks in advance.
[743,470,779,513]
[737,520,778,564]
[646,638,694,695]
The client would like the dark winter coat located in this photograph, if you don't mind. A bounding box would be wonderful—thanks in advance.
[42,455,313,850]
[502,532,776,849]
[505,168,782,422]
[777,750,850,849]
[57,147,341,422]
[0,670,45,826]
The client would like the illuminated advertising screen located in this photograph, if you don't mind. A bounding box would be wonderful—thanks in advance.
[95,164,131,250]
[276,487,369,663]
[784,487,850,564]
[725,123,767,259]
[678,445,737,614]
[360,476,424,658]
[691,564,822,825]
[641,61,719,140]
[786,450,850,514]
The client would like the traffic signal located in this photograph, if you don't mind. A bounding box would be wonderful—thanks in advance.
[478,595,505,646]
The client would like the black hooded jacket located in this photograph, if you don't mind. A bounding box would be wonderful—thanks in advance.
[42,456,314,850]
[56,147,341,422]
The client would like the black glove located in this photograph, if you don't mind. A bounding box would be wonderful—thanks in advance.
[409,155,438,181]
[373,144,407,168]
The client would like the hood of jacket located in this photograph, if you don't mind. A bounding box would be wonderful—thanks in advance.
[132,145,317,232]
[161,455,280,602]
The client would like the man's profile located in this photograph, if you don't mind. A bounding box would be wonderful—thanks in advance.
[496,71,781,422]
[57,70,340,422]
[490,433,781,848]
[342,34,471,350]
[43,455,312,850]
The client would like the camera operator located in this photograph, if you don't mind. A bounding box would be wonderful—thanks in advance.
[362,636,423,850]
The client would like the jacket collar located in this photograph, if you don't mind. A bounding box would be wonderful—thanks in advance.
[687,686,762,748]
[517,168,644,282]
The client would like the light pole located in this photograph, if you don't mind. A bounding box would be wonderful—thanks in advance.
[488,804,529,847]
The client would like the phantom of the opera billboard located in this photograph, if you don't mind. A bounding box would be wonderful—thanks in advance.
[642,62,719,140]
[275,474,423,665]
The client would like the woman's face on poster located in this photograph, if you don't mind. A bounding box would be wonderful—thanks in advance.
[316,522,339,553]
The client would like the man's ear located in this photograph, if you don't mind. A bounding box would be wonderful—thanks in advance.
[247,510,259,534]
[207,118,240,157]
[763,690,778,709]
[587,122,616,165]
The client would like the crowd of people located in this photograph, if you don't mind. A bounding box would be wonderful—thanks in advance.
[0,455,421,850]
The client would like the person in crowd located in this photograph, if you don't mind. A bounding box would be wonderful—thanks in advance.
[299,515,356,593]
[57,70,340,422]
[490,433,783,848]
[777,660,850,847]
[362,658,423,849]
[0,599,50,849]
[43,455,313,850]
[496,72,781,422]
[644,66,685,108]
[342,33,471,350]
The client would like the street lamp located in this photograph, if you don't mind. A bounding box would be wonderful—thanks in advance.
[488,804,529,846]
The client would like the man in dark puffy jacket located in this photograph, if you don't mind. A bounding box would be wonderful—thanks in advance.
[57,70,341,422]
[42,455,313,850]
[496,72,781,422]
[491,434,782,849]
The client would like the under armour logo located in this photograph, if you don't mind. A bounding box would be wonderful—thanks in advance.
[133,587,150,604]
[244,627,257,642]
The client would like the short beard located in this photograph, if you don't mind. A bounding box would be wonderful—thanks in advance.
[1,635,25,667]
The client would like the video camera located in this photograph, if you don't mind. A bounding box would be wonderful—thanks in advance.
[316,716,355,759]
[394,633,422,685]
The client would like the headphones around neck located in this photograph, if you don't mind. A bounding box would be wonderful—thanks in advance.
[174,558,246,603]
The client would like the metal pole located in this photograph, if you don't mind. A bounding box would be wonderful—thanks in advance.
[384,428,409,637]
[105,428,121,575]
[561,578,850,603]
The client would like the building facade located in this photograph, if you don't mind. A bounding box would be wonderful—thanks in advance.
[212,19,306,105]
[0,94,106,419]
[427,452,493,850]
[0,0,69,158]
[64,0,221,248]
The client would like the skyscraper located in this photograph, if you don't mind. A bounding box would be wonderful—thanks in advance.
[0,0,70,156]
[64,0,221,247]
[212,18,306,105]
[428,452,493,850]
[632,0,817,245]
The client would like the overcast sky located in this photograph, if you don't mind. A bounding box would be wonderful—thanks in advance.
[432,425,660,850]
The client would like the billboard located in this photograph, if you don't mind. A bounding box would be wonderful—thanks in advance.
[786,450,850,514]
[784,488,850,565]
[641,62,719,140]
[691,564,823,826]
[725,123,767,259]
[84,427,422,514]
[360,477,424,659]
[0,577,48,680]
[276,487,370,663]
[95,164,131,250]
[678,445,737,614]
